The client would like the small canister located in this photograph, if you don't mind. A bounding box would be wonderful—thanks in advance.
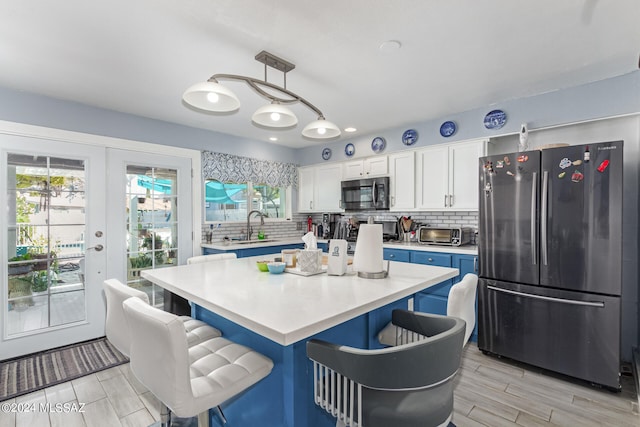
[281,249,297,268]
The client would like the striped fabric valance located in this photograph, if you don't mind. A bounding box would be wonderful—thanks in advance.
[202,151,298,188]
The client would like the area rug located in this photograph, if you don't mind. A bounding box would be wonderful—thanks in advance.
[0,337,128,401]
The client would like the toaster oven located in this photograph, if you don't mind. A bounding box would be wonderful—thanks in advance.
[418,227,473,246]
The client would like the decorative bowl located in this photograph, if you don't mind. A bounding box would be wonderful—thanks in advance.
[267,261,286,274]
[256,261,270,272]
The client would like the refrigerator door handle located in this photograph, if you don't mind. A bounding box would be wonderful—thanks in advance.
[541,170,549,266]
[487,285,605,307]
[531,172,537,265]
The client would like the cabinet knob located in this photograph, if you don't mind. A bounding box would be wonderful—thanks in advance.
[428,258,433,262]
[389,254,395,258]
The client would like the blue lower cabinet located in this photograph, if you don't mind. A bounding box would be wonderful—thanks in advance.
[414,292,447,315]
[383,248,411,262]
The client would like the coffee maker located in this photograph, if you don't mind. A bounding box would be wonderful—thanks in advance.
[322,213,338,239]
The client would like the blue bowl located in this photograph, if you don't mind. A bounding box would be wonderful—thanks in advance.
[267,262,286,274]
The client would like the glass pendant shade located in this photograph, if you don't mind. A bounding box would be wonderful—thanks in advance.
[302,118,341,139]
[252,103,298,128]
[182,81,240,112]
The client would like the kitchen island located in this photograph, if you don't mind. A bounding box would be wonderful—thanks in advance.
[142,256,458,427]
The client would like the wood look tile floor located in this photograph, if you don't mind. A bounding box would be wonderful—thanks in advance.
[0,344,637,427]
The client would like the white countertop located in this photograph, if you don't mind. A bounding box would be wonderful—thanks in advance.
[142,256,458,346]
[202,238,477,255]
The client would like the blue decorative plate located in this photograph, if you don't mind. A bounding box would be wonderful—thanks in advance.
[321,147,332,160]
[371,137,386,153]
[402,129,419,145]
[484,110,507,130]
[344,143,355,157]
[439,121,456,137]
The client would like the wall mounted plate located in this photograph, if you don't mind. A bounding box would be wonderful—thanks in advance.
[321,147,332,160]
[344,143,355,157]
[402,129,419,145]
[371,137,386,153]
[484,110,507,130]
[439,121,457,137]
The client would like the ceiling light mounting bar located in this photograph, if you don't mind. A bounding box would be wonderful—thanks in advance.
[207,73,324,117]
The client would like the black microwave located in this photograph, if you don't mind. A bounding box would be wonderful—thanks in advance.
[341,177,390,211]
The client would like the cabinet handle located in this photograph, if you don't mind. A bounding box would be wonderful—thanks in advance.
[444,195,448,207]
[391,196,395,207]
[449,194,454,206]
[474,256,478,272]
[309,201,313,209]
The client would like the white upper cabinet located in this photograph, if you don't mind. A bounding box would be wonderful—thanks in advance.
[342,156,388,180]
[416,139,486,211]
[297,163,343,213]
[388,151,415,211]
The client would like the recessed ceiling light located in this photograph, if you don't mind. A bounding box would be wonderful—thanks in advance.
[344,127,357,133]
[379,40,401,53]
[269,137,278,141]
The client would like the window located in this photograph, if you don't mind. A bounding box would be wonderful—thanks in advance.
[204,179,289,222]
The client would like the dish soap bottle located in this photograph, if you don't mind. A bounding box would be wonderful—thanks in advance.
[257,229,265,240]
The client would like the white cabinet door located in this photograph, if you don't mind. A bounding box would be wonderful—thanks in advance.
[342,157,388,179]
[298,167,315,212]
[449,141,484,209]
[417,145,449,209]
[367,156,388,176]
[343,160,364,179]
[315,163,343,212]
[389,151,415,210]
[416,139,486,210]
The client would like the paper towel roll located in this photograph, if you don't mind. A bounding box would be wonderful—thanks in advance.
[353,224,384,273]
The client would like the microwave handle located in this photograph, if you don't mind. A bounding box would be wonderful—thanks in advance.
[372,179,377,205]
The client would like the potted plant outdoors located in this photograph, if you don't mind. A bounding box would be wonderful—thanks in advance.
[8,253,34,276]
[142,232,166,265]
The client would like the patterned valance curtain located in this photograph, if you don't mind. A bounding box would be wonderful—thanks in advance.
[202,151,298,188]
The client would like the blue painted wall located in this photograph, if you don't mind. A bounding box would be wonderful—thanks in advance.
[0,86,297,164]
[295,71,640,165]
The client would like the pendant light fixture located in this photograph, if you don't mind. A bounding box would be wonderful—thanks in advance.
[182,51,340,139]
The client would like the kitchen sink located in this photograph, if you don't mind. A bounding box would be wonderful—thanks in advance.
[232,239,279,245]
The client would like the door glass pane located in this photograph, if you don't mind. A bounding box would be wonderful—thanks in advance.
[125,166,178,307]
[6,154,86,336]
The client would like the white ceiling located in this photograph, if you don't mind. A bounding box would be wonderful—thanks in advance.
[1,1,639,148]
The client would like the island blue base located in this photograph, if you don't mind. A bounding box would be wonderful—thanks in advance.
[193,296,409,427]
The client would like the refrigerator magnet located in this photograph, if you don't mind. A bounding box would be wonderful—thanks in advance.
[503,156,511,165]
[496,160,504,168]
[558,172,566,179]
[559,158,572,169]
[571,170,584,182]
[517,154,528,163]
[597,160,610,173]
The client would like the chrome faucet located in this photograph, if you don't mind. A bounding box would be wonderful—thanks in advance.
[246,210,266,240]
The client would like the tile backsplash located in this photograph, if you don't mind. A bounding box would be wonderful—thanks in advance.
[201,211,478,243]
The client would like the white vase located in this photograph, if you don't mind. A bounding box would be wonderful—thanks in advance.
[518,123,529,151]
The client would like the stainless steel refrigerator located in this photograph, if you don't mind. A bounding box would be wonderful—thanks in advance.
[477,141,623,390]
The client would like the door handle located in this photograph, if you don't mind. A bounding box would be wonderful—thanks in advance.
[487,286,604,307]
[541,171,549,266]
[87,244,104,252]
[531,172,538,265]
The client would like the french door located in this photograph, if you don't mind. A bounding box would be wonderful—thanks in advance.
[106,149,193,308]
[1,135,107,359]
[1,134,194,360]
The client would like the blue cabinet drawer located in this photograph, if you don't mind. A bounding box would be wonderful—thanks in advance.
[383,248,411,263]
[410,251,452,267]
[414,293,447,315]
